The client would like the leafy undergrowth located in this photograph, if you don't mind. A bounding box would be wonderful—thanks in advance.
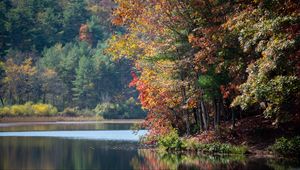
[270,136,300,156]
[221,114,300,153]
[158,129,248,155]
[156,114,300,156]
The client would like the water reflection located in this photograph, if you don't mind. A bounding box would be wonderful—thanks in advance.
[1,122,299,170]
[0,130,147,141]
[131,150,300,170]
[0,122,133,132]
[0,137,140,170]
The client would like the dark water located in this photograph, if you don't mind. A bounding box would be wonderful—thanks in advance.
[0,122,299,170]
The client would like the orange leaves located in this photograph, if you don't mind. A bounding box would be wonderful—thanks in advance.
[220,83,238,99]
[111,16,123,26]
[79,24,92,45]
[112,0,144,26]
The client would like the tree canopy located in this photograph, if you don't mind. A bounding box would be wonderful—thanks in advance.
[107,0,300,139]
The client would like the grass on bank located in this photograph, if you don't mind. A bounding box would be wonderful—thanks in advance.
[157,128,248,155]
[270,136,300,157]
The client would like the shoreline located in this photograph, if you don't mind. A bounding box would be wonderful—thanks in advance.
[139,144,281,159]
[138,148,299,163]
[0,116,144,124]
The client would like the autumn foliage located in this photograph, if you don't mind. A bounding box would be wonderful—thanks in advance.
[107,0,300,142]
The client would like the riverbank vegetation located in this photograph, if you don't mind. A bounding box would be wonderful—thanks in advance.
[107,0,300,156]
[131,149,300,170]
[0,0,146,119]
[0,0,299,156]
[0,102,58,116]
[271,136,300,156]
[157,128,247,154]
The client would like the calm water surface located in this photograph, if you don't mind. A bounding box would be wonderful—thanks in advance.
[0,122,299,170]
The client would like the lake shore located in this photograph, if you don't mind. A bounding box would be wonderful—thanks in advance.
[0,116,144,124]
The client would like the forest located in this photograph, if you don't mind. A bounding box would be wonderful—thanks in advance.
[106,0,300,155]
[0,0,299,156]
[0,0,145,119]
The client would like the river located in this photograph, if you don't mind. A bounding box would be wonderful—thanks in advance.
[0,121,299,170]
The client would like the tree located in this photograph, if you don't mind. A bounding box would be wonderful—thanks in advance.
[3,58,37,104]
[61,0,89,43]
[72,56,96,108]
[228,1,300,123]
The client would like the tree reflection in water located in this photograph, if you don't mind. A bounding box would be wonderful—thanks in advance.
[131,149,300,170]
[1,136,299,170]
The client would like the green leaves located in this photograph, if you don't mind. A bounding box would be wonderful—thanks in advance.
[271,136,300,156]
[227,3,300,122]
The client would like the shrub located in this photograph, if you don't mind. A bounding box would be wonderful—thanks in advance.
[156,129,247,154]
[180,138,247,154]
[60,107,98,117]
[94,102,119,118]
[158,129,184,151]
[188,141,247,154]
[10,103,33,116]
[32,103,58,116]
[0,107,10,117]
[271,136,300,156]
[79,108,96,116]
[61,107,79,116]
[0,102,58,116]
[94,97,146,119]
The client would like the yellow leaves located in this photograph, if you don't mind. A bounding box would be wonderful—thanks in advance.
[0,103,58,116]
[42,68,57,78]
[20,58,37,76]
[107,32,164,61]
[106,34,143,60]
[32,104,49,115]
[3,58,37,97]
[154,4,161,11]
[4,58,37,83]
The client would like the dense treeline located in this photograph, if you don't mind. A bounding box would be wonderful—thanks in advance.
[107,0,300,141]
[0,0,146,119]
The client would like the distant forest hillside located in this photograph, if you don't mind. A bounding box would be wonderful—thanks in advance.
[0,0,146,119]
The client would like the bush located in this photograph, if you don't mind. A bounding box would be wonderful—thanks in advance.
[182,139,247,154]
[60,107,97,117]
[32,103,58,116]
[79,108,96,116]
[0,106,10,117]
[271,136,300,156]
[158,129,184,151]
[94,97,146,119]
[157,130,247,154]
[61,107,79,116]
[0,102,58,116]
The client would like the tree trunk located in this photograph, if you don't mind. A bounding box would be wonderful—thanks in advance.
[193,108,198,125]
[43,93,46,103]
[0,96,4,106]
[200,101,208,130]
[213,99,218,129]
[184,109,190,136]
[198,105,203,131]
[232,109,236,128]
[219,97,224,126]
[196,104,203,132]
